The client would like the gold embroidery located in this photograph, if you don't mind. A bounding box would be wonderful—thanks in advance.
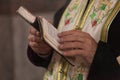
[75,0,89,29]
[79,0,95,29]
[101,0,120,42]
[43,0,120,80]
[57,58,69,80]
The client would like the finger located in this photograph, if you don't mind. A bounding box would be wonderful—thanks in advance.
[59,34,85,43]
[59,42,85,50]
[58,30,75,37]
[28,41,43,53]
[29,27,40,37]
[58,30,83,37]
[62,49,83,57]
[29,41,45,48]
[29,41,40,48]
[28,34,41,43]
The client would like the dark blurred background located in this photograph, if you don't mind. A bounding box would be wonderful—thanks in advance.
[0,0,66,80]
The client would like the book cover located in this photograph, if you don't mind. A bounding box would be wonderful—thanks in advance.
[16,6,75,65]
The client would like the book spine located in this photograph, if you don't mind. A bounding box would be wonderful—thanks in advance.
[31,17,40,31]
[32,17,43,40]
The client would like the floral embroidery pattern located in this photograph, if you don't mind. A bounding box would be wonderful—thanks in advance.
[43,0,119,80]
[64,0,79,26]
[90,0,113,27]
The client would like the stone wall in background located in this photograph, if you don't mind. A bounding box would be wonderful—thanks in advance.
[0,15,14,80]
[0,0,66,15]
[0,0,66,80]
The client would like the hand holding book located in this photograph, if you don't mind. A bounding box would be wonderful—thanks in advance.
[16,6,75,65]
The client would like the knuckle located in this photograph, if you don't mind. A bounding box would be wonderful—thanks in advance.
[28,35,31,40]
[29,42,33,46]
[31,42,37,47]
[31,28,36,34]
[28,35,34,41]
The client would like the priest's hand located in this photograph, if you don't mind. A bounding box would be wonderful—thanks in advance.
[58,30,97,64]
[28,27,52,56]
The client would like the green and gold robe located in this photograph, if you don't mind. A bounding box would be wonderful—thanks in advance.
[43,0,120,80]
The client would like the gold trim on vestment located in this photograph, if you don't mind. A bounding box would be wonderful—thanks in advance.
[78,0,95,29]
[101,0,120,42]
[43,0,120,80]
[57,0,89,79]
[57,58,69,80]
[57,0,74,31]
[75,0,89,29]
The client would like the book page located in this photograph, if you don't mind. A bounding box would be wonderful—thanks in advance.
[16,6,74,65]
[41,17,75,65]
[41,18,63,54]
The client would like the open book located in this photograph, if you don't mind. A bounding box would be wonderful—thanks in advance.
[16,6,75,66]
